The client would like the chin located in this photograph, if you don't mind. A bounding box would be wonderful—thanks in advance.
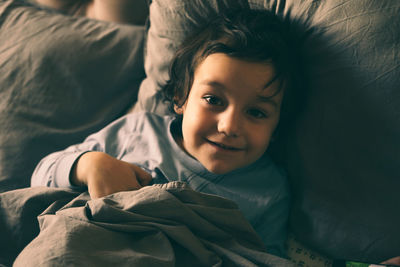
[205,164,234,175]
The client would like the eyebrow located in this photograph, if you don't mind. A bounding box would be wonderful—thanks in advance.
[201,80,280,108]
[258,73,282,108]
[200,80,225,89]
[256,95,279,108]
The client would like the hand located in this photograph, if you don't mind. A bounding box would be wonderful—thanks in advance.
[85,0,149,25]
[35,0,149,24]
[35,0,88,16]
[382,256,400,266]
[72,152,152,198]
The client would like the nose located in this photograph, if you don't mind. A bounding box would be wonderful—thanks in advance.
[217,108,241,137]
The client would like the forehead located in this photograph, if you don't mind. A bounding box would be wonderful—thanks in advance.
[194,53,282,99]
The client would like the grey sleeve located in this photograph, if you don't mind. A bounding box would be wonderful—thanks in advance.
[31,115,132,189]
[30,143,98,189]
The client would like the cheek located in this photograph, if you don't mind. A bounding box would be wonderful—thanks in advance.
[181,117,192,141]
[182,114,208,140]
[182,100,210,131]
[181,110,203,143]
[252,134,272,153]
[248,126,275,153]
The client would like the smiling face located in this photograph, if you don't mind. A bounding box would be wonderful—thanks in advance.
[174,53,284,174]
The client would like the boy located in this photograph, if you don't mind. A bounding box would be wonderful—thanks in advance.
[32,9,299,257]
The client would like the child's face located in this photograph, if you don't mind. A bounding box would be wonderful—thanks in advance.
[174,53,283,174]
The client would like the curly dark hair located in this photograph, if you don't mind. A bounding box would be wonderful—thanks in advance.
[164,8,300,109]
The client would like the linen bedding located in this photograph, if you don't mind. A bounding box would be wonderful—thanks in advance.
[0,0,399,266]
[1,182,294,267]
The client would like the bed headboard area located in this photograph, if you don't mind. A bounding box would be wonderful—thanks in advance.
[0,0,399,263]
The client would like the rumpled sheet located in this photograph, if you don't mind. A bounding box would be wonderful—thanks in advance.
[0,182,293,266]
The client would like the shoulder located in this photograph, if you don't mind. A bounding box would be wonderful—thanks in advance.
[123,111,171,125]
[122,111,176,133]
[253,154,287,180]
[250,154,290,196]
[133,111,175,126]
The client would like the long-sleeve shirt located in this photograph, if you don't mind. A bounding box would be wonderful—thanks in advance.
[31,111,290,257]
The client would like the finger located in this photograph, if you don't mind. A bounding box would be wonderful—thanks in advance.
[130,164,152,186]
[382,256,400,265]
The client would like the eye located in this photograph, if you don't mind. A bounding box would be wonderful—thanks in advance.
[247,108,268,119]
[203,95,224,106]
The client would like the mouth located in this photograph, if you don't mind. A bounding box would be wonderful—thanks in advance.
[206,139,244,152]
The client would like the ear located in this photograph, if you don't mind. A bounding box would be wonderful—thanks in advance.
[174,105,184,115]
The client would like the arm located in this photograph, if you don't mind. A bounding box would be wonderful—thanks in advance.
[86,0,149,25]
[31,116,151,198]
[71,151,151,198]
[34,0,149,25]
[382,256,400,266]
[31,143,94,189]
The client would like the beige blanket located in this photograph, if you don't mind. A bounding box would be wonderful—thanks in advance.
[2,182,293,266]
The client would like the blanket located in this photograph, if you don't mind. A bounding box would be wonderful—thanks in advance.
[0,182,293,266]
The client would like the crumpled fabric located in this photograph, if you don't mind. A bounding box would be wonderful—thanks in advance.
[12,182,294,267]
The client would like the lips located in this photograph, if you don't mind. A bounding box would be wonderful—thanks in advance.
[206,139,244,151]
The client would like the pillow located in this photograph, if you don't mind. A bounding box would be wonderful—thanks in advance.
[135,0,400,262]
[0,0,145,192]
[283,0,400,262]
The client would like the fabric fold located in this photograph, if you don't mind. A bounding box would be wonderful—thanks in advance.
[12,182,293,266]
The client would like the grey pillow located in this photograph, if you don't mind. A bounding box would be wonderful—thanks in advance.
[284,0,400,262]
[0,0,145,192]
[135,0,400,262]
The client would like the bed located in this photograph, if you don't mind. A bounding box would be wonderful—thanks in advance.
[0,0,399,266]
